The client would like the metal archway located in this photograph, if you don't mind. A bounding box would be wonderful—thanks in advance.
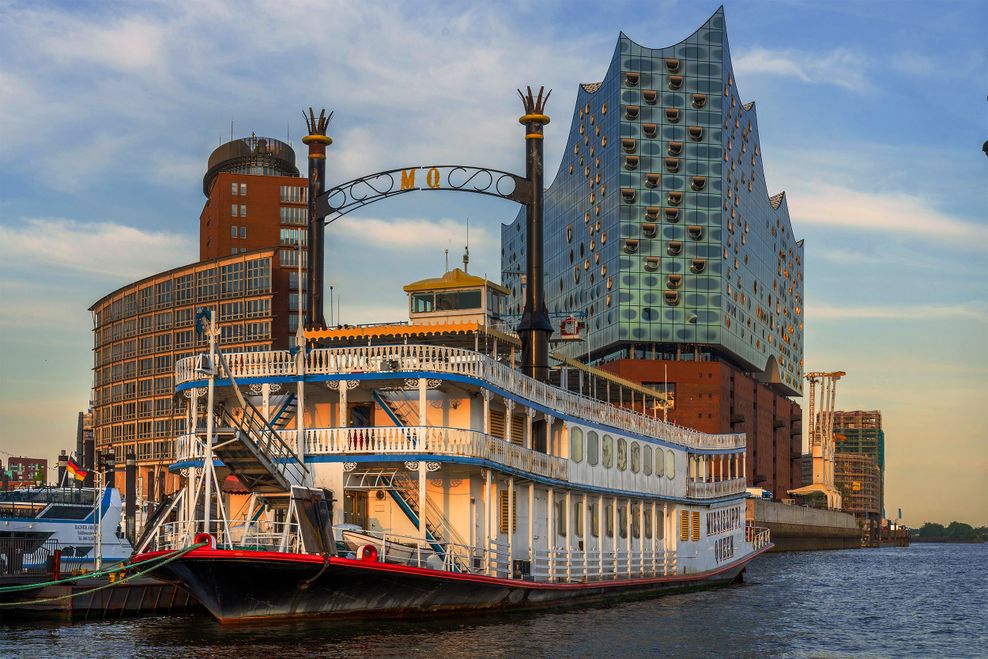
[301,88,554,381]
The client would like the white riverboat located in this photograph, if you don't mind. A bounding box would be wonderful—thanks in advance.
[136,268,770,622]
[0,486,133,572]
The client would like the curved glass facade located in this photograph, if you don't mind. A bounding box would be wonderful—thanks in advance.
[501,8,803,395]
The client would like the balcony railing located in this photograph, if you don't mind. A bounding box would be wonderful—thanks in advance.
[176,426,569,482]
[685,477,747,499]
[176,345,745,452]
[745,525,772,551]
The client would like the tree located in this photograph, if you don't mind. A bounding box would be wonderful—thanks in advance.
[918,522,946,538]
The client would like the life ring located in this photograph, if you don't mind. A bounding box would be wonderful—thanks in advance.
[357,544,379,562]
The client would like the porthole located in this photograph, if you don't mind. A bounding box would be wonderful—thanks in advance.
[570,427,583,464]
[587,431,599,466]
[617,437,628,471]
[602,434,614,468]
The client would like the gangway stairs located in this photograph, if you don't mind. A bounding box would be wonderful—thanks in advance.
[207,350,308,509]
[268,394,298,429]
[373,389,419,427]
[345,467,470,572]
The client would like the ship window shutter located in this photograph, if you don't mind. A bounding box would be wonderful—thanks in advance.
[680,510,690,541]
[499,490,517,535]
[691,511,701,541]
[489,410,505,439]
[511,415,525,445]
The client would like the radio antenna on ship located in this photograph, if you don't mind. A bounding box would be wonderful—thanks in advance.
[463,219,470,273]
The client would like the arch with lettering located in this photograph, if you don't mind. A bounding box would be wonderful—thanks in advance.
[313,165,530,224]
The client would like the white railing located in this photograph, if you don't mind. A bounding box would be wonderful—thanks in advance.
[305,426,569,481]
[529,546,677,582]
[148,519,304,554]
[686,477,747,499]
[176,344,744,451]
[175,434,203,462]
[174,426,569,482]
[745,525,772,551]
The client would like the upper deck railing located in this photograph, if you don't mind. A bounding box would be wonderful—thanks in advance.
[176,426,569,482]
[175,345,745,452]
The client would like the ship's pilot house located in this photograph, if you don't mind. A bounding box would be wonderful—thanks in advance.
[405,268,509,327]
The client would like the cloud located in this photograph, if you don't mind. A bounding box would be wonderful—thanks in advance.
[0,218,195,280]
[332,215,496,252]
[733,46,868,91]
[790,183,988,250]
[807,302,988,323]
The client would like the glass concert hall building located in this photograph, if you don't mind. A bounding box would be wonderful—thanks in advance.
[501,9,805,496]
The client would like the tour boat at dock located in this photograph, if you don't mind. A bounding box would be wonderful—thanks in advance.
[134,267,771,622]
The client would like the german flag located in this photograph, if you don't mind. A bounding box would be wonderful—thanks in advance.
[66,458,88,482]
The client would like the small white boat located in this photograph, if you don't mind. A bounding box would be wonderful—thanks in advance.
[337,526,418,564]
[0,486,133,572]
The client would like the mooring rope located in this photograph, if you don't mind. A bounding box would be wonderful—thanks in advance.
[0,541,207,605]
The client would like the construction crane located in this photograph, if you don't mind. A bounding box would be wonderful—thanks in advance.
[789,370,846,509]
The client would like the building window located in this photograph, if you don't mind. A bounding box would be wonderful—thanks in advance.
[240,205,247,217]
[231,225,238,238]
[220,262,244,298]
[231,182,238,195]
[231,204,238,217]
[246,258,271,294]
[240,226,247,239]
[240,183,247,196]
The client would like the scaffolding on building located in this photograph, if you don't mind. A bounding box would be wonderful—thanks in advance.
[835,453,882,547]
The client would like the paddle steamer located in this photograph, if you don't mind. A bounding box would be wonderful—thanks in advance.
[135,267,770,622]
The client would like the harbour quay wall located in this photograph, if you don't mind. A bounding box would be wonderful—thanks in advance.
[747,499,860,551]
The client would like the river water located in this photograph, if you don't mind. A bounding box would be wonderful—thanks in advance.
[2,543,985,658]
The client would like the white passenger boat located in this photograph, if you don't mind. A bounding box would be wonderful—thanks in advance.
[0,486,133,571]
[135,267,771,622]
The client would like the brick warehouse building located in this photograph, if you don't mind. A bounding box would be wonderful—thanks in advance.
[89,135,309,498]
[501,8,804,497]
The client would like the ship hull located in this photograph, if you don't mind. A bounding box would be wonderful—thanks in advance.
[138,545,771,623]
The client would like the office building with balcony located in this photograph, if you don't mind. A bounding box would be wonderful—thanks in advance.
[89,135,309,497]
[501,8,804,498]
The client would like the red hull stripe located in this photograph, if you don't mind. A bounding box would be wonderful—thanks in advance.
[135,543,771,591]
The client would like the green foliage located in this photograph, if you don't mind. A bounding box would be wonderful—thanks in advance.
[919,521,984,541]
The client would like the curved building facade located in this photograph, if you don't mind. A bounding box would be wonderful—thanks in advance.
[502,8,803,395]
[89,134,309,498]
[501,8,804,497]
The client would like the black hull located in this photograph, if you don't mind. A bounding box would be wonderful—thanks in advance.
[140,547,770,623]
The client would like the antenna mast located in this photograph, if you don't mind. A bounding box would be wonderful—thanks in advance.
[463,219,470,273]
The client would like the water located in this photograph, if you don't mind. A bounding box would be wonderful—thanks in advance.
[3,543,986,658]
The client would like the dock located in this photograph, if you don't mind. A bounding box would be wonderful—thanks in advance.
[0,573,199,621]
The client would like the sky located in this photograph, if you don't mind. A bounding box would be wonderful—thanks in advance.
[0,0,985,527]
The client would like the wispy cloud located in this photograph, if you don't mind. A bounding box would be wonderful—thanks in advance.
[0,218,195,280]
[332,216,496,252]
[791,183,988,250]
[734,46,869,91]
[808,302,988,323]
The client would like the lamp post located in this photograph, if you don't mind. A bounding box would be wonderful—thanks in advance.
[516,87,553,383]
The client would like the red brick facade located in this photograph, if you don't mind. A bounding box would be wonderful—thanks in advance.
[600,359,802,498]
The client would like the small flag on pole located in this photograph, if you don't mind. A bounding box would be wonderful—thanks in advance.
[66,457,88,482]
